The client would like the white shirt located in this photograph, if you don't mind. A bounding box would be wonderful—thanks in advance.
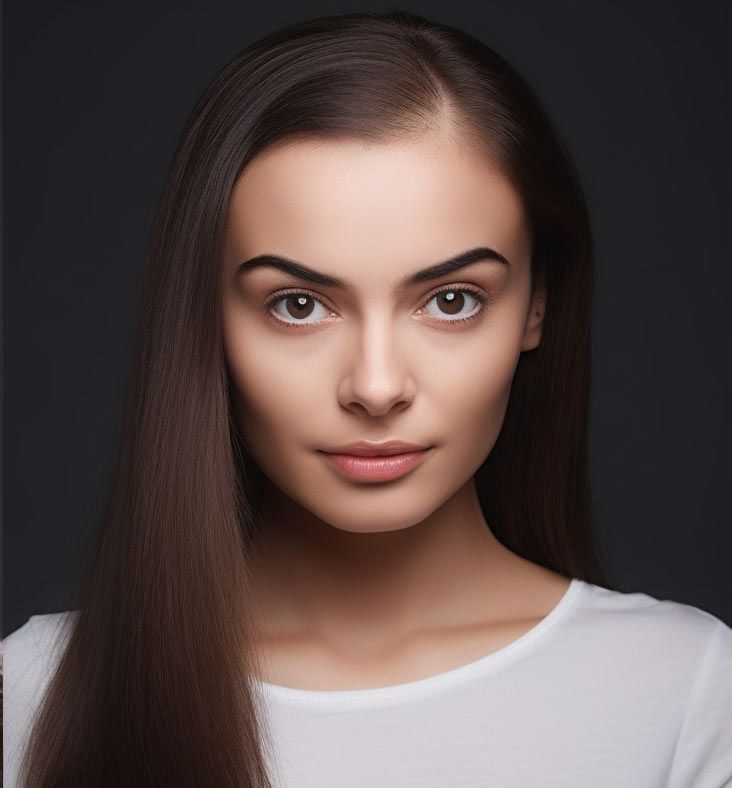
[3,578,732,787]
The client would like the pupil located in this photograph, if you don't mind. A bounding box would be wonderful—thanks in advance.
[438,290,464,315]
[286,295,314,319]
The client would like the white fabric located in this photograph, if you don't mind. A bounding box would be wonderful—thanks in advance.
[3,578,731,787]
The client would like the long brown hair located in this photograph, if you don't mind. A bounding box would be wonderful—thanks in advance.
[20,9,615,786]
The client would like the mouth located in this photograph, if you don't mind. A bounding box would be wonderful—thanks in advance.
[317,447,433,483]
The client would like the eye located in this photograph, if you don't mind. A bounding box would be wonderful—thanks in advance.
[262,284,490,329]
[264,289,335,327]
[419,285,489,324]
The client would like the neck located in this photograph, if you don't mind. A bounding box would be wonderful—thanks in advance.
[247,475,529,655]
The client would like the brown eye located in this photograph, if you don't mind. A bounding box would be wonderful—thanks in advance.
[284,294,315,319]
[424,287,485,322]
[267,291,331,325]
[436,290,464,315]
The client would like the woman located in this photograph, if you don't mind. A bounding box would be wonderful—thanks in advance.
[4,9,730,788]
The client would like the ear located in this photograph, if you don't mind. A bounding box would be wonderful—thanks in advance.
[521,272,546,352]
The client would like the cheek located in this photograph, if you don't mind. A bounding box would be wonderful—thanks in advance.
[224,318,324,455]
[428,322,522,461]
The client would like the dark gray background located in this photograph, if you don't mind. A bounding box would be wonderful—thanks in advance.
[4,1,731,637]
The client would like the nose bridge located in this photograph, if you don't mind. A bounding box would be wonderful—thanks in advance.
[341,304,413,412]
[355,304,404,376]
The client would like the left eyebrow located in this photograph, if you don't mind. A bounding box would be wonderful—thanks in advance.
[236,246,510,290]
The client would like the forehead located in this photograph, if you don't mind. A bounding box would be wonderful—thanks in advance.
[226,134,530,274]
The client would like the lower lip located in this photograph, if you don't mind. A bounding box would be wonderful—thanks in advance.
[319,448,433,483]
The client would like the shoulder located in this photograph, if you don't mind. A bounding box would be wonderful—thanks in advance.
[4,610,78,690]
[575,580,729,657]
[575,581,732,784]
[568,580,731,701]
[3,611,78,784]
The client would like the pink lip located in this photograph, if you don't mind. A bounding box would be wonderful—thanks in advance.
[322,440,430,456]
[318,448,433,483]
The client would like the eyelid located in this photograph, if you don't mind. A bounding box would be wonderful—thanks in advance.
[261,282,492,328]
[261,286,337,314]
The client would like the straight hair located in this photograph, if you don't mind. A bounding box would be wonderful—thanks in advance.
[21,9,615,786]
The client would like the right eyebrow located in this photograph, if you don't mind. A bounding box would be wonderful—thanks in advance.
[236,246,511,290]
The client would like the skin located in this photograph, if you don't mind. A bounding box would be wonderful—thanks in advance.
[222,128,572,690]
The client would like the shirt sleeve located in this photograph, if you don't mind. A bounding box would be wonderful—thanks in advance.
[667,617,732,788]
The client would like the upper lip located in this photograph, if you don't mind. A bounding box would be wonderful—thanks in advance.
[320,440,431,457]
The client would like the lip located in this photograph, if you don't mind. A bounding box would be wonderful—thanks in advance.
[318,446,433,483]
[319,440,431,457]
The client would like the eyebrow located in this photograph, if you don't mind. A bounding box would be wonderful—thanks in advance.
[236,246,510,290]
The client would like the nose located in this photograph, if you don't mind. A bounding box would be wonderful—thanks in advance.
[337,314,416,417]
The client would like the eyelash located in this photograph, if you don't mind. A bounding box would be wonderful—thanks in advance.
[260,283,491,331]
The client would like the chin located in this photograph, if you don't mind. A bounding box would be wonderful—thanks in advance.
[308,498,438,535]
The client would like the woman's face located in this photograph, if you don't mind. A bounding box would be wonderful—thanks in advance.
[222,131,544,534]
